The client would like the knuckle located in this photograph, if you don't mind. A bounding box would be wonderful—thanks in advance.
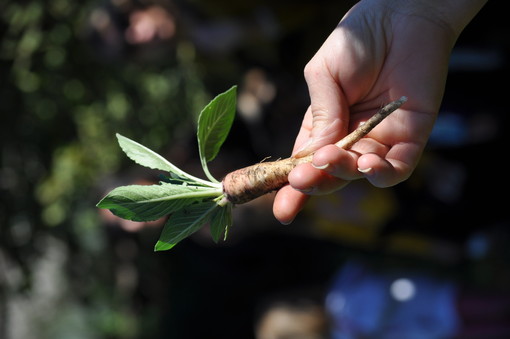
[303,59,322,81]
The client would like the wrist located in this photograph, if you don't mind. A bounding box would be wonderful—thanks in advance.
[381,0,487,38]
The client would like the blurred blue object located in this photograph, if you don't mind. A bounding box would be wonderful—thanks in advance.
[326,260,459,339]
[429,112,468,147]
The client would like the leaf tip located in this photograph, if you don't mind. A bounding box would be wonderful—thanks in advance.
[96,197,108,209]
[115,133,125,143]
[228,84,237,94]
[154,241,175,252]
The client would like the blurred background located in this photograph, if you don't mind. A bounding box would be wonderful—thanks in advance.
[1,0,509,338]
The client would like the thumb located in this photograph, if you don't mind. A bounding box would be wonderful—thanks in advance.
[294,61,349,157]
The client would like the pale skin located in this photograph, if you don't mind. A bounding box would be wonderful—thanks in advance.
[273,0,488,224]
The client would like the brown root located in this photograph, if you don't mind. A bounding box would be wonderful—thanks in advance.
[222,96,407,204]
[222,157,309,204]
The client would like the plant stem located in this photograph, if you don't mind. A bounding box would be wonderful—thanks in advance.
[163,188,224,201]
[222,96,407,204]
[182,173,222,189]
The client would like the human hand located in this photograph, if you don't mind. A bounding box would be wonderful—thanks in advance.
[273,0,487,224]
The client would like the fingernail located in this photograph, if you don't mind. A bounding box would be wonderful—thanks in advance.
[293,139,314,158]
[358,167,373,175]
[280,219,294,225]
[312,163,330,170]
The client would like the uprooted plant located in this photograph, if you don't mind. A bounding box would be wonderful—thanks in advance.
[97,86,407,251]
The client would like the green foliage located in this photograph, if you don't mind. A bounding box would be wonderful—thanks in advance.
[197,85,237,182]
[1,1,212,335]
[98,87,237,251]
[117,133,178,173]
[116,133,216,187]
[154,201,218,251]
[96,183,220,222]
[210,203,233,243]
[0,0,358,337]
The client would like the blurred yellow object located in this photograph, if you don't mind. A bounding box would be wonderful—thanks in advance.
[306,180,397,248]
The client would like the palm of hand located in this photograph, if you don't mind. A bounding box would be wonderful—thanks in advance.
[273,2,457,224]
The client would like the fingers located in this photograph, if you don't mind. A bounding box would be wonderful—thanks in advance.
[357,153,404,187]
[311,144,362,180]
[294,55,349,157]
[304,142,418,189]
[273,185,310,225]
[290,107,314,155]
[272,147,355,224]
[288,163,351,195]
[273,136,420,224]
[357,142,421,187]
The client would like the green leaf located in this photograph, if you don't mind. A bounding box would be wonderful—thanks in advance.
[116,133,175,172]
[154,202,218,251]
[197,86,237,181]
[116,134,219,188]
[210,203,232,243]
[97,183,221,221]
